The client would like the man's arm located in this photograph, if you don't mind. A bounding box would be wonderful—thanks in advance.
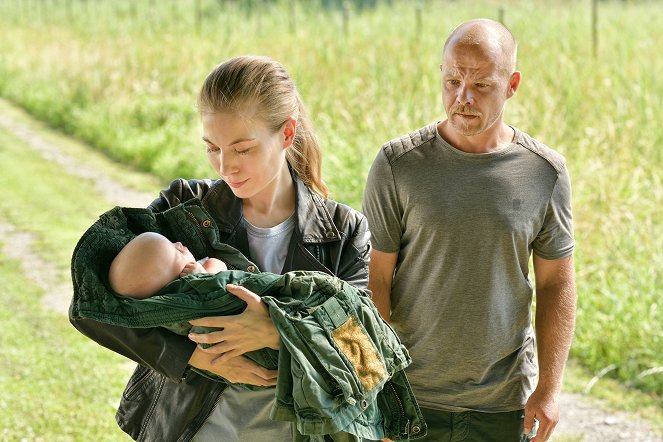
[368,249,398,321]
[363,249,400,442]
[525,254,577,441]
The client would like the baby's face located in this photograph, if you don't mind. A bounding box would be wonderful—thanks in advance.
[168,241,196,275]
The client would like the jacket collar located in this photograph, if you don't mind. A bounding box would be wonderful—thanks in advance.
[202,173,340,245]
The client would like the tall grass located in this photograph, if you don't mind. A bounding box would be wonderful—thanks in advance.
[0,0,661,399]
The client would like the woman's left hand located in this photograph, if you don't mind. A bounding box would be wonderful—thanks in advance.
[188,284,280,362]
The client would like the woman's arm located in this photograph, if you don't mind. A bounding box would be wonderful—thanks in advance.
[334,212,371,290]
[188,344,277,387]
[70,178,215,381]
[187,197,372,385]
[70,317,196,381]
[187,284,279,386]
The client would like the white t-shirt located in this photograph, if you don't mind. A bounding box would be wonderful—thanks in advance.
[192,214,295,441]
[245,214,296,274]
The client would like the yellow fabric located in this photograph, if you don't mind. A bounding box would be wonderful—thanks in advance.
[332,316,386,392]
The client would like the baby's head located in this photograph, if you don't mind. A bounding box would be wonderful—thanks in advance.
[109,232,197,299]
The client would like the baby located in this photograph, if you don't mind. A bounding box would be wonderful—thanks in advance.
[109,231,228,299]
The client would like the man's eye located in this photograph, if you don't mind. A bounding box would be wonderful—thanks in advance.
[476,83,489,88]
[446,79,460,86]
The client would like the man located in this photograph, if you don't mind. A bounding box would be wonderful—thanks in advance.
[362,19,576,442]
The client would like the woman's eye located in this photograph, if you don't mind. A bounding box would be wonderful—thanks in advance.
[206,144,220,153]
[236,148,251,155]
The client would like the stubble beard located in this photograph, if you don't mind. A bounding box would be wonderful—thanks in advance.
[449,109,503,137]
[450,114,484,136]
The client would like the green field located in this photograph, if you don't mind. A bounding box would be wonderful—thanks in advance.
[0,109,138,440]
[0,0,661,424]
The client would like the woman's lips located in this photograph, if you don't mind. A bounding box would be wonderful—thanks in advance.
[227,179,248,189]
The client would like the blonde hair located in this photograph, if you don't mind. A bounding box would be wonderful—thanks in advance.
[198,56,329,199]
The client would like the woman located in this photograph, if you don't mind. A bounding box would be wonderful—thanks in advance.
[70,56,371,441]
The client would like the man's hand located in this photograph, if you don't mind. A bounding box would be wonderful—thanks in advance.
[187,345,277,386]
[188,284,281,361]
[524,387,558,441]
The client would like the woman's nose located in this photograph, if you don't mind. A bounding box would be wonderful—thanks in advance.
[220,155,239,177]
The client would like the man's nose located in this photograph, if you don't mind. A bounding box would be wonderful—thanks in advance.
[456,84,474,105]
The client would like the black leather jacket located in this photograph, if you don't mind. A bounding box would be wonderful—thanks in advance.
[69,176,371,442]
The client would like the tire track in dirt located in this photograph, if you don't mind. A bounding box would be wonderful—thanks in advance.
[0,114,153,207]
[0,111,153,315]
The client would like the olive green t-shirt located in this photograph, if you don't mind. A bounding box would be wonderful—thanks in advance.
[362,123,574,412]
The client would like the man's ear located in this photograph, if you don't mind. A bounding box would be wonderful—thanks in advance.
[507,71,521,98]
[282,117,297,149]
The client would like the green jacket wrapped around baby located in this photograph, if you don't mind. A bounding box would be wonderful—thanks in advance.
[70,199,426,440]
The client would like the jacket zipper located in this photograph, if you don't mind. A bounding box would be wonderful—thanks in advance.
[123,368,152,399]
[185,210,240,271]
[185,211,209,252]
[387,380,409,438]
[185,386,227,441]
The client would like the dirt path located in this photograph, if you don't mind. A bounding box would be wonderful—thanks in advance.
[0,108,153,315]
[556,392,661,441]
[0,101,660,442]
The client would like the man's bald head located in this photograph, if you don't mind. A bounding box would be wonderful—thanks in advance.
[443,19,517,74]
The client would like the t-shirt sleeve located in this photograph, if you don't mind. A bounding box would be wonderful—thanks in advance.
[533,163,575,260]
[362,148,402,253]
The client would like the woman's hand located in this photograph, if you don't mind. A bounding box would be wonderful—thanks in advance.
[188,345,277,386]
[188,284,281,363]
